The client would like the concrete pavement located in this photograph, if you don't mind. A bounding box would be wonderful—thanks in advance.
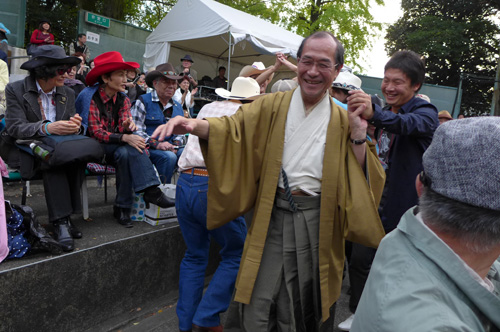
[2,176,353,332]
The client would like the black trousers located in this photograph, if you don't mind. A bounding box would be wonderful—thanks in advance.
[42,163,85,223]
[347,243,377,313]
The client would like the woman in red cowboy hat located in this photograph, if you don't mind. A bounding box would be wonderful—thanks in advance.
[76,51,174,228]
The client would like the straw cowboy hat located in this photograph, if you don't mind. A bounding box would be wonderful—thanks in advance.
[85,51,140,86]
[239,62,267,78]
[21,45,80,71]
[145,63,183,88]
[215,77,261,100]
[331,71,362,91]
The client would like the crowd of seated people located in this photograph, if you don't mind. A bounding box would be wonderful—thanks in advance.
[0,34,299,253]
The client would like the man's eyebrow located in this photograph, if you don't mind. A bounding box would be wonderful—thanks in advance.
[301,55,332,63]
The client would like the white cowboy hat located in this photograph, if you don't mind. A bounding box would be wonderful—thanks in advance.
[238,62,267,78]
[271,79,298,93]
[215,77,261,100]
[331,71,362,91]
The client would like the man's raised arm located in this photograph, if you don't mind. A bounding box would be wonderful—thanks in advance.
[151,115,210,141]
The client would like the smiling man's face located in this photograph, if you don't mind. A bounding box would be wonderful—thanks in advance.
[297,36,341,108]
[381,68,420,113]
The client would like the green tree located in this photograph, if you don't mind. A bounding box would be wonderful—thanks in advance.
[385,0,500,116]
[26,0,385,71]
[266,0,384,69]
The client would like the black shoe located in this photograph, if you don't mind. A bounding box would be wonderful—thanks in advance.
[68,218,82,239]
[143,187,175,209]
[53,218,74,252]
[113,206,133,228]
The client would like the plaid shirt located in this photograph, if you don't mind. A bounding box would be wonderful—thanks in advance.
[131,90,176,149]
[88,86,132,144]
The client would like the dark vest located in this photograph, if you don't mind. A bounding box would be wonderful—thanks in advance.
[139,93,183,137]
[73,42,87,54]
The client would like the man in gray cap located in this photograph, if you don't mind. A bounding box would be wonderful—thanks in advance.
[351,117,500,331]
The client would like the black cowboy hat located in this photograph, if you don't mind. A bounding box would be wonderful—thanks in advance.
[21,45,80,71]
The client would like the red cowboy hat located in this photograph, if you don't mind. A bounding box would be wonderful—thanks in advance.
[85,51,140,86]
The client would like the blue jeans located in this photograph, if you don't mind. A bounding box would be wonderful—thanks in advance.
[149,149,177,184]
[176,171,247,330]
[102,144,159,208]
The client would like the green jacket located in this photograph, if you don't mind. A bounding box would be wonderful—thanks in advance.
[352,207,500,332]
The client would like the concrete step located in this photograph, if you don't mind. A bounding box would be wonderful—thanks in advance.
[0,178,219,332]
[1,178,352,332]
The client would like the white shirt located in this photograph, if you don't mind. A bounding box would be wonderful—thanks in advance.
[278,88,331,192]
[173,88,194,109]
[35,80,57,122]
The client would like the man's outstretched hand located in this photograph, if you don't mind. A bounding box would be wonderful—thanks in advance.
[151,116,209,141]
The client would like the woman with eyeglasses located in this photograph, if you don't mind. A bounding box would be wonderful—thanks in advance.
[4,45,85,252]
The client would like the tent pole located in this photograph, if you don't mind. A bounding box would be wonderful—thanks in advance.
[227,31,232,90]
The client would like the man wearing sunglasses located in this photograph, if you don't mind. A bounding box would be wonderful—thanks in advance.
[5,45,84,251]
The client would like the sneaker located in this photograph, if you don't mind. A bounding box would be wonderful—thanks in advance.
[338,313,355,331]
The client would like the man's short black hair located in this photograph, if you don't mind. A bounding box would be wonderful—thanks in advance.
[78,33,86,39]
[219,66,226,71]
[297,31,344,67]
[385,50,425,91]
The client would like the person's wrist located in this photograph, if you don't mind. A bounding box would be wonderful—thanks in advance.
[350,137,367,145]
[44,122,52,136]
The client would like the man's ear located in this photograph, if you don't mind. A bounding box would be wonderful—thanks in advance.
[416,173,424,198]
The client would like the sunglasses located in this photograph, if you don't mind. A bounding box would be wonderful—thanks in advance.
[56,67,72,75]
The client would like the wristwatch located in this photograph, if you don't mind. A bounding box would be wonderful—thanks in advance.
[350,138,367,145]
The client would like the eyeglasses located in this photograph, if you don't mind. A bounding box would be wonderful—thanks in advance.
[298,58,339,71]
[56,67,72,75]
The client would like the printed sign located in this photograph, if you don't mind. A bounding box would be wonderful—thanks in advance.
[86,31,100,44]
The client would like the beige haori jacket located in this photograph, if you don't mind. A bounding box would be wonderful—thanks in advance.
[199,89,385,321]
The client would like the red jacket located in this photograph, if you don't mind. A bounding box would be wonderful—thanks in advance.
[30,29,54,45]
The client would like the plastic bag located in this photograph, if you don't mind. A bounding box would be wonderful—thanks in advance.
[5,201,63,259]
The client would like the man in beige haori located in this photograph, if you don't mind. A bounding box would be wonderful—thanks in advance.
[153,31,385,331]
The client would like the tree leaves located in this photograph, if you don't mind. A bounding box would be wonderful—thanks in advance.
[386,0,500,115]
[26,0,385,73]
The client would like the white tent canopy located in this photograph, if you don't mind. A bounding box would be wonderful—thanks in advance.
[143,0,303,83]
